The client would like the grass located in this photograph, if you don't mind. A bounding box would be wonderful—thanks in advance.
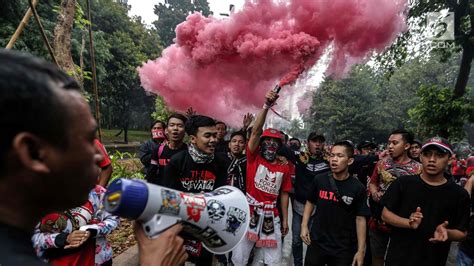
[100,129,150,144]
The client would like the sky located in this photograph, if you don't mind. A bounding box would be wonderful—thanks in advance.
[127,0,245,26]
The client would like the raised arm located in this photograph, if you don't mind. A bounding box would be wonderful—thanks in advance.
[248,90,279,154]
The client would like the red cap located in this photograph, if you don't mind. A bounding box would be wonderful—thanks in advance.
[261,128,283,141]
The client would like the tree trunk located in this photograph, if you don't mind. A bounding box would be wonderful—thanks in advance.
[53,0,81,83]
[123,123,129,144]
[453,43,473,99]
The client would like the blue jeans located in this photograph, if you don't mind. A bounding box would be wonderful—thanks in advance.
[292,210,313,266]
[457,249,474,266]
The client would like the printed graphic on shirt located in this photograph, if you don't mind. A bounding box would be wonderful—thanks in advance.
[306,162,329,172]
[254,165,284,195]
[318,189,354,206]
[181,170,216,191]
[69,201,94,227]
[262,215,275,235]
[181,194,206,222]
[159,189,181,215]
[207,200,226,223]
[224,207,246,235]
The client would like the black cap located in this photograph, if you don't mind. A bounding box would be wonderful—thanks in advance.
[358,140,376,150]
[411,139,422,146]
[307,132,325,142]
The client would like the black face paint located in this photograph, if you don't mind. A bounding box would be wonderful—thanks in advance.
[261,141,279,161]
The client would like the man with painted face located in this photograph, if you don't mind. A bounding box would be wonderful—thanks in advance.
[146,113,188,185]
[381,137,470,266]
[232,89,292,266]
[162,115,228,266]
[368,129,422,266]
[291,132,330,266]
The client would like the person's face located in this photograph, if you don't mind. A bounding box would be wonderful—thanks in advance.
[410,143,421,158]
[308,139,324,155]
[289,140,300,149]
[43,91,102,209]
[388,134,410,159]
[420,147,450,177]
[229,135,245,156]
[166,118,185,142]
[261,137,281,161]
[216,123,227,141]
[361,147,373,155]
[329,145,353,174]
[151,122,164,132]
[191,126,218,154]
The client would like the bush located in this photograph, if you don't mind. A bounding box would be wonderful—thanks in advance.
[108,150,145,184]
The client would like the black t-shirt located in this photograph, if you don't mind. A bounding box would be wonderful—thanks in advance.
[460,187,474,257]
[215,140,228,153]
[294,153,330,204]
[146,143,187,185]
[382,175,470,266]
[349,154,378,187]
[0,223,48,265]
[162,150,228,193]
[307,173,371,256]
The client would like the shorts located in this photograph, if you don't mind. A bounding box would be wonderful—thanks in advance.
[369,228,389,258]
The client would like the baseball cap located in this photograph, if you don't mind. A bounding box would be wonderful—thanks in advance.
[307,132,325,142]
[261,128,283,141]
[421,137,453,156]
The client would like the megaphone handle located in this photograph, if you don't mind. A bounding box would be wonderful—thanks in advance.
[141,214,182,239]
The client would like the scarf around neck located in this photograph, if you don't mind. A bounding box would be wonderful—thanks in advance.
[188,143,214,164]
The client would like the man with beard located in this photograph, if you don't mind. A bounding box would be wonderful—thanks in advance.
[232,89,292,266]
[146,113,187,185]
[301,141,370,266]
[368,129,422,266]
[381,137,469,266]
[162,115,228,266]
[291,132,330,266]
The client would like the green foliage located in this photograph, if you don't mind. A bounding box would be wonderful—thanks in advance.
[1,0,163,139]
[408,85,474,140]
[306,66,388,143]
[152,95,173,122]
[153,0,210,47]
[108,150,144,185]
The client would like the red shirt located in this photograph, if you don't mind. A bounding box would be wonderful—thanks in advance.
[246,145,292,204]
[94,139,111,168]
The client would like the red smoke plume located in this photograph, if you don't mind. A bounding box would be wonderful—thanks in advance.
[139,0,407,126]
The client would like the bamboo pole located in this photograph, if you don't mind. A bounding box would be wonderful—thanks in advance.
[87,0,102,140]
[28,0,59,66]
[6,0,39,49]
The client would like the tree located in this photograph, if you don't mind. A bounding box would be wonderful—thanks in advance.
[377,0,473,100]
[53,0,81,82]
[408,85,473,140]
[153,0,210,47]
[305,66,388,143]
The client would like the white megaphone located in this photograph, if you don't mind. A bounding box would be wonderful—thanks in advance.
[104,178,250,254]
